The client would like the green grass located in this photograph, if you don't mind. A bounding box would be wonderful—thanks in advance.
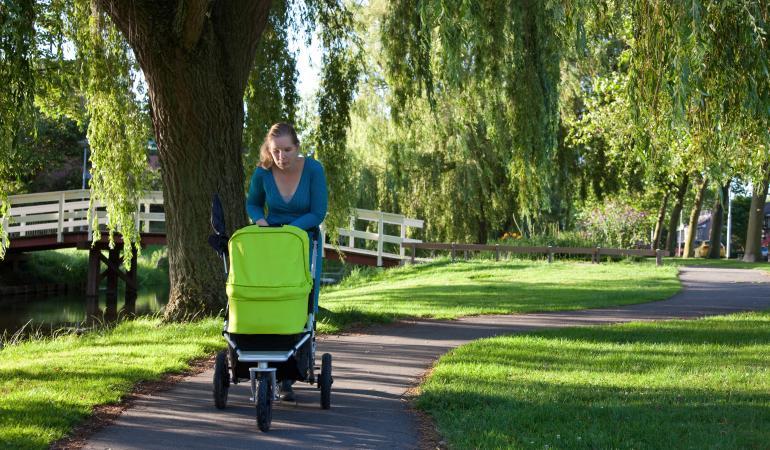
[2,246,169,287]
[659,256,770,274]
[316,258,680,333]
[0,258,681,448]
[0,318,222,450]
[417,311,770,449]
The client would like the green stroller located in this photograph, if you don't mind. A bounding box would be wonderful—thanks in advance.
[208,196,332,432]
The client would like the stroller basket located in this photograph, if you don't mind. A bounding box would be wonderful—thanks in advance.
[226,225,312,335]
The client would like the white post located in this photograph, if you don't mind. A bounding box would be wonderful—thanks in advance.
[400,217,407,259]
[348,215,355,249]
[377,211,384,267]
[1,216,8,250]
[726,185,732,259]
[87,202,94,241]
[57,192,65,243]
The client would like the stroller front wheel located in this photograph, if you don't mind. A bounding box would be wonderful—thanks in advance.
[213,351,229,409]
[256,377,273,432]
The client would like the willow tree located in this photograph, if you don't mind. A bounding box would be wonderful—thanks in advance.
[0,0,359,319]
[630,1,770,259]
[374,1,590,242]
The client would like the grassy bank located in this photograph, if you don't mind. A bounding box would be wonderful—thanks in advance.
[0,318,221,450]
[417,311,770,449]
[0,246,169,287]
[317,258,679,333]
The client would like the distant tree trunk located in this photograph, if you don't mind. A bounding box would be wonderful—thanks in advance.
[665,174,690,256]
[707,181,729,258]
[652,190,670,250]
[743,168,770,262]
[684,176,709,258]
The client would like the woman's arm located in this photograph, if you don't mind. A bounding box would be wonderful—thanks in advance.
[246,169,268,224]
[290,161,328,230]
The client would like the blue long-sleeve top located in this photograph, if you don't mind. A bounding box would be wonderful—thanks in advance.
[246,157,328,230]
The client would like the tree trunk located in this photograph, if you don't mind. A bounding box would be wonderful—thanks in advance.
[652,190,670,251]
[665,174,690,256]
[707,181,729,259]
[743,168,770,262]
[98,2,271,319]
[683,176,709,258]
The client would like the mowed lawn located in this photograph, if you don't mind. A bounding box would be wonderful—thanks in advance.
[317,259,680,333]
[0,319,222,450]
[417,311,770,449]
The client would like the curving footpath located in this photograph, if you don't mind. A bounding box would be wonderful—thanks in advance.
[83,267,770,449]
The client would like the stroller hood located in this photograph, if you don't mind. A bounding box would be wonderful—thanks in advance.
[226,225,312,334]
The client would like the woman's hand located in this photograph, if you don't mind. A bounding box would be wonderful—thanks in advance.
[255,219,269,227]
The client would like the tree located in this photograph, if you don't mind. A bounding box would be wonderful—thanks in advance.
[683,176,709,258]
[664,173,690,255]
[744,168,770,262]
[0,1,359,319]
[707,181,729,258]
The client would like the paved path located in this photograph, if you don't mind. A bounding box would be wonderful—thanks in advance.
[84,267,770,449]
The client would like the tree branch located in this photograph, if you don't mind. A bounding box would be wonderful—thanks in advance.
[174,0,211,51]
[210,1,272,86]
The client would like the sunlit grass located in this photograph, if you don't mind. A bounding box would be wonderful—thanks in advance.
[659,256,770,274]
[417,311,770,449]
[0,318,222,450]
[317,258,680,333]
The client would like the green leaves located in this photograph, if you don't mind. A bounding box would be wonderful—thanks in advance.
[73,2,148,266]
[0,0,37,251]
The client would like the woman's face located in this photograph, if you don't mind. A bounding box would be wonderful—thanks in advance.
[269,134,299,170]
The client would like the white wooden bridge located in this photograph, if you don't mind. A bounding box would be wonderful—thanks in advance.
[2,189,424,267]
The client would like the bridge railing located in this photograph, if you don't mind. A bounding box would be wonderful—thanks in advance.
[5,189,165,243]
[5,190,424,265]
[323,208,424,266]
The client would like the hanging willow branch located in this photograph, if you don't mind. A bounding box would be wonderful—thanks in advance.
[0,0,36,258]
[72,1,149,267]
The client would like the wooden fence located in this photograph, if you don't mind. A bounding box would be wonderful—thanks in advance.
[403,242,670,266]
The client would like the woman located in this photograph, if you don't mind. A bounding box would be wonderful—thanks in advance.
[246,122,328,401]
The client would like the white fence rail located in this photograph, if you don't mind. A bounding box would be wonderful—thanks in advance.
[323,208,424,266]
[5,189,165,243]
[5,190,424,265]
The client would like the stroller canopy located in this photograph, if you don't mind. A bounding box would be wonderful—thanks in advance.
[226,225,312,334]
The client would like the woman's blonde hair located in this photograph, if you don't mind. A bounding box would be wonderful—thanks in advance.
[259,122,300,169]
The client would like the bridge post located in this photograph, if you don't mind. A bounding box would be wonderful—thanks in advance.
[348,216,355,249]
[86,247,101,300]
[106,247,120,310]
[376,212,384,267]
[123,247,137,315]
[57,192,65,243]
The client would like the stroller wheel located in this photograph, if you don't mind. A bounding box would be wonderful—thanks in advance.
[213,351,229,409]
[320,353,332,410]
[256,377,273,432]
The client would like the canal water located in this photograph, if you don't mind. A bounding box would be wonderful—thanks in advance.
[0,285,169,337]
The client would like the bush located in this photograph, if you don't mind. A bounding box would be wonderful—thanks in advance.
[577,199,651,248]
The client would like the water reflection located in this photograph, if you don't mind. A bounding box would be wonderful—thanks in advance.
[0,285,169,337]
